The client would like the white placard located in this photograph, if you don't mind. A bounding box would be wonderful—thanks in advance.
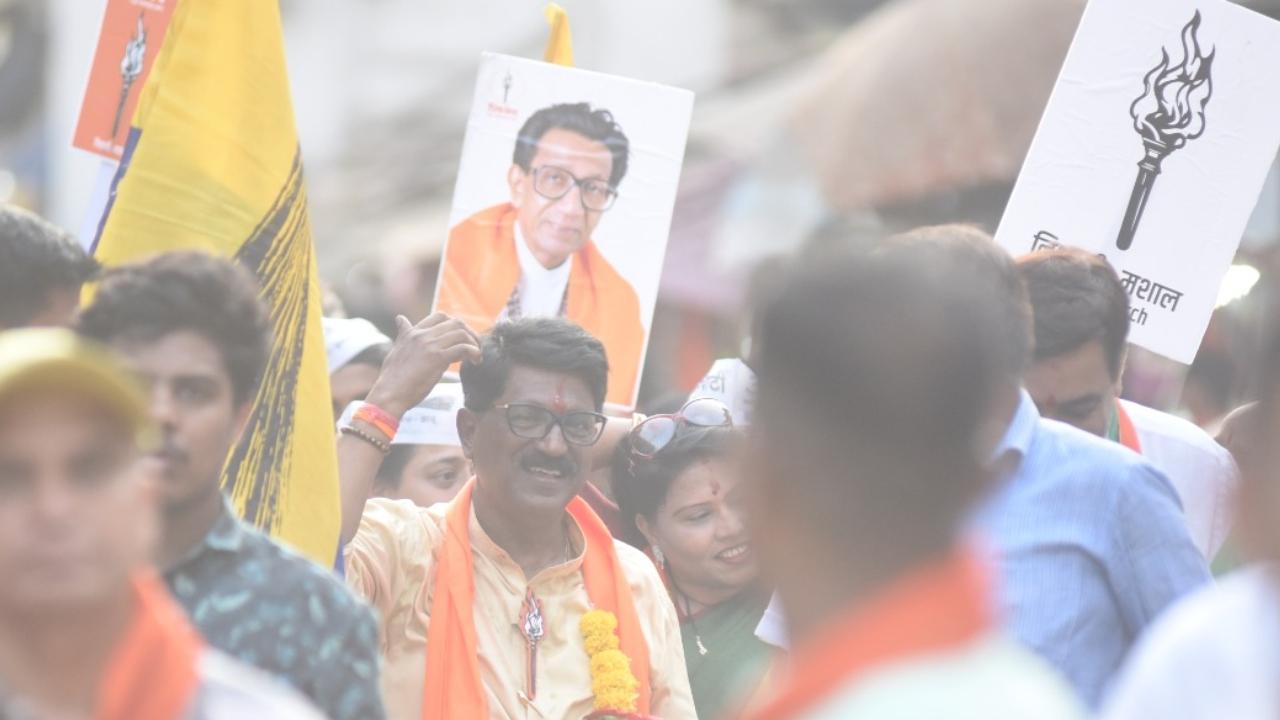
[995,0,1280,363]
[433,53,694,408]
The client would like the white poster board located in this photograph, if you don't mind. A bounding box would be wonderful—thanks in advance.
[995,0,1280,363]
[433,53,694,408]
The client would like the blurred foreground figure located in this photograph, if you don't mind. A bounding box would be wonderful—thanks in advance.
[0,329,322,718]
[339,316,695,719]
[613,413,769,720]
[0,204,98,329]
[919,227,1211,710]
[78,252,384,720]
[1018,249,1238,560]
[741,241,1082,719]
[1101,317,1280,720]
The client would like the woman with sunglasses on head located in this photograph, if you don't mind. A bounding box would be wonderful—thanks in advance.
[612,399,773,720]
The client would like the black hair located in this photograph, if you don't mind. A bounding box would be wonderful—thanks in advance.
[374,445,414,489]
[77,251,270,406]
[611,426,739,528]
[883,224,1034,380]
[0,204,99,328]
[460,318,609,412]
[513,103,630,188]
[756,226,1009,552]
[1017,248,1131,379]
[347,343,391,370]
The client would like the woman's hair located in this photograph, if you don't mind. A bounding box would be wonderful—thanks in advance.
[374,445,414,489]
[611,425,740,538]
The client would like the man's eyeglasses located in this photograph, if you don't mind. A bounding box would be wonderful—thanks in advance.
[494,403,608,447]
[629,398,734,461]
[530,166,618,212]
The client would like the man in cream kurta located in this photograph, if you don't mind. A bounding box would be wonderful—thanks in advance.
[346,498,691,718]
[336,316,694,719]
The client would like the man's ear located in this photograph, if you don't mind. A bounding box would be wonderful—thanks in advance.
[457,408,478,461]
[232,400,254,442]
[508,165,526,208]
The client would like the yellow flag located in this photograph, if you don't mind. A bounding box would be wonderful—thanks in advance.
[543,3,575,66]
[92,0,338,563]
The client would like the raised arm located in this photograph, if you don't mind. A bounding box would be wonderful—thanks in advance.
[337,313,481,544]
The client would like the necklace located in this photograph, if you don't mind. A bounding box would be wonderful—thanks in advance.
[665,563,709,656]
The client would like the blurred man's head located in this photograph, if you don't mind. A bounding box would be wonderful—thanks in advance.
[508,103,629,269]
[1017,249,1130,437]
[323,317,392,420]
[458,318,608,520]
[0,205,99,330]
[0,329,156,617]
[77,252,269,517]
[746,225,1011,633]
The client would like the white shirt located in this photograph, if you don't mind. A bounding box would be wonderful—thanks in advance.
[1120,399,1239,560]
[513,222,572,318]
[1102,565,1280,720]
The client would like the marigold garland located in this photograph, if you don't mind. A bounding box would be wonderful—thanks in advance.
[580,609,639,716]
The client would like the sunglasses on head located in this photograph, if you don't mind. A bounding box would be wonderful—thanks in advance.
[629,398,734,462]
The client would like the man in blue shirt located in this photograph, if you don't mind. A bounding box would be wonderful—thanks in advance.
[889,226,1211,709]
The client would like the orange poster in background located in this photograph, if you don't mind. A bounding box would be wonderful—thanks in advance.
[72,0,178,160]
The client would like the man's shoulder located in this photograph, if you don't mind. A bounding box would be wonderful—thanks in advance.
[193,649,328,719]
[1031,417,1159,481]
[806,634,1085,720]
[613,539,663,588]
[230,523,376,624]
[447,203,515,246]
[577,241,641,309]
[1120,399,1234,468]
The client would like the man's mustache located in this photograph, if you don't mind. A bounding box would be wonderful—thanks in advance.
[519,450,578,478]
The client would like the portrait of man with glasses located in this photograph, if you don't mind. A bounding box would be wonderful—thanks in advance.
[437,101,646,408]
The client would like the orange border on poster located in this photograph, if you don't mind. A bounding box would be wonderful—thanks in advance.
[72,0,178,160]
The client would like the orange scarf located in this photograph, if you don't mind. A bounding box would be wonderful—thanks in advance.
[421,479,651,719]
[1115,400,1143,454]
[746,548,990,720]
[97,573,202,720]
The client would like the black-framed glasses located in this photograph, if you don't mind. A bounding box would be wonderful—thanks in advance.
[531,165,618,212]
[494,403,608,447]
[629,398,733,461]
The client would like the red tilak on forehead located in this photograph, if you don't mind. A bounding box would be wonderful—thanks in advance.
[709,477,721,496]
[551,379,568,414]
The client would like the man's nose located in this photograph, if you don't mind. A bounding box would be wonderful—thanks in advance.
[536,422,570,457]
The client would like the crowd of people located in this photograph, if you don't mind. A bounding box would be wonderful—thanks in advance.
[1,161,1277,718]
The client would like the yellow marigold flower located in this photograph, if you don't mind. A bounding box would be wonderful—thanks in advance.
[581,609,621,655]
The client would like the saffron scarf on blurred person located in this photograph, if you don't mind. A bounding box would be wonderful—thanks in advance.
[98,574,202,720]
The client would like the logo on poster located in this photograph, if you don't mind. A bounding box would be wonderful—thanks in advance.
[487,69,519,120]
[1116,11,1216,251]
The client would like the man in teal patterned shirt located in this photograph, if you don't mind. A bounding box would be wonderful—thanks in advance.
[79,251,384,720]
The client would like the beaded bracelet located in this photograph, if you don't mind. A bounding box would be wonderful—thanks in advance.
[353,402,399,440]
[340,424,391,454]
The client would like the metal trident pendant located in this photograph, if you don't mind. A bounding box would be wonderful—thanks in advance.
[519,590,545,701]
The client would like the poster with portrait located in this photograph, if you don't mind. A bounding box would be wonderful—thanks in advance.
[434,52,695,409]
[74,0,178,160]
[994,0,1280,363]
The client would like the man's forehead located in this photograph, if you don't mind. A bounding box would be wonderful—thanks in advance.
[498,366,595,408]
[111,331,228,380]
[533,129,613,163]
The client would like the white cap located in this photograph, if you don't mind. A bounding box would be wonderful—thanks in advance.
[323,317,391,374]
[339,382,464,447]
[688,358,757,426]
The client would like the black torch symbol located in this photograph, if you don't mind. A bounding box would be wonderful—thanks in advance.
[1116,11,1215,251]
[110,13,147,141]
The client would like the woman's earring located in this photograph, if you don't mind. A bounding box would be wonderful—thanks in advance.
[652,546,665,568]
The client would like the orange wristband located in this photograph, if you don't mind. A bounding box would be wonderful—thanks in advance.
[353,402,399,440]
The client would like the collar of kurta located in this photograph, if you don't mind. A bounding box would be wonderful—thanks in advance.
[420,478,652,720]
[168,495,248,572]
[746,546,992,720]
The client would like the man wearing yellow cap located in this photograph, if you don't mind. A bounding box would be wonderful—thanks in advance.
[0,328,323,719]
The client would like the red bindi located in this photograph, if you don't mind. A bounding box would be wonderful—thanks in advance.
[551,380,568,414]
[709,477,721,496]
